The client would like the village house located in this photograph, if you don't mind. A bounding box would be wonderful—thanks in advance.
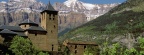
[63,40,99,55]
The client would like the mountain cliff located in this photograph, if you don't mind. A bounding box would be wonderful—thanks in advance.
[54,0,119,21]
[0,0,119,34]
[0,0,44,25]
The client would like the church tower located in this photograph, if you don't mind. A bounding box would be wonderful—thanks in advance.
[40,2,58,51]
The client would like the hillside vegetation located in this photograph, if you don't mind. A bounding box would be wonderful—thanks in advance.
[59,0,144,45]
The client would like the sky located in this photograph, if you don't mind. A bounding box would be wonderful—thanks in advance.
[0,0,126,4]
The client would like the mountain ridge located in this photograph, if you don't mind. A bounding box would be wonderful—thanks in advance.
[0,0,119,35]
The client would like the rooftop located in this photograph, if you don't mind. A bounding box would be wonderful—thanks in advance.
[0,25,24,32]
[0,29,17,35]
[19,19,38,26]
[45,1,56,11]
[26,26,46,32]
[16,32,27,37]
[63,40,98,46]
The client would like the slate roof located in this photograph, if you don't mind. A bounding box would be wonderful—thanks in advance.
[64,40,98,46]
[45,1,56,11]
[16,32,27,37]
[0,29,17,35]
[26,26,46,32]
[19,19,38,26]
[0,25,24,31]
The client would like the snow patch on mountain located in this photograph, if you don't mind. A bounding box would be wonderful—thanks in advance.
[82,3,95,10]
[9,0,36,2]
[64,0,95,10]
[12,0,21,2]
[64,0,78,7]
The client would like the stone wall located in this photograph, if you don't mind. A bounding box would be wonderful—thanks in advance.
[27,31,58,51]
[0,35,4,44]
[28,32,48,51]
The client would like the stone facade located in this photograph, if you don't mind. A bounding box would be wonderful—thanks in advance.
[0,35,4,44]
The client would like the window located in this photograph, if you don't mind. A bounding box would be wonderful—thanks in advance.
[70,45,72,47]
[75,45,77,49]
[75,50,77,54]
[54,25,56,28]
[52,44,54,51]
[49,18,51,20]
[53,18,54,20]
[64,16,67,23]
[35,33,37,36]
[84,45,86,49]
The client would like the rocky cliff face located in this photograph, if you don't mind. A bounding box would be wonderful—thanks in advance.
[0,0,119,34]
[0,0,44,25]
[54,0,119,21]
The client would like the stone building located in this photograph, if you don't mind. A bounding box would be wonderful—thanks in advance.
[0,2,58,54]
[63,40,99,55]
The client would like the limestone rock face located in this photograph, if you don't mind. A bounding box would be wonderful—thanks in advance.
[0,0,44,25]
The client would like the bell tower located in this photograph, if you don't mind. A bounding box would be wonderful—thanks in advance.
[40,1,58,51]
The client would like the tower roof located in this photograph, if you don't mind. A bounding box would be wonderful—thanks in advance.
[45,1,56,11]
[19,19,38,26]
[0,29,17,35]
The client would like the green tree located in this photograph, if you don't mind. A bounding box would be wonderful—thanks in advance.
[100,42,121,55]
[63,46,70,55]
[84,45,99,55]
[104,21,118,34]
[137,37,144,55]
[9,36,49,55]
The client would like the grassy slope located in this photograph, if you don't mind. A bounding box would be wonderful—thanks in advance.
[59,0,144,43]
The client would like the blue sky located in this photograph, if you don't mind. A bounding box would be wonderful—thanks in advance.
[0,0,126,4]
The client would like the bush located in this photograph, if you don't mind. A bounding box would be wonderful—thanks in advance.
[9,36,49,55]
